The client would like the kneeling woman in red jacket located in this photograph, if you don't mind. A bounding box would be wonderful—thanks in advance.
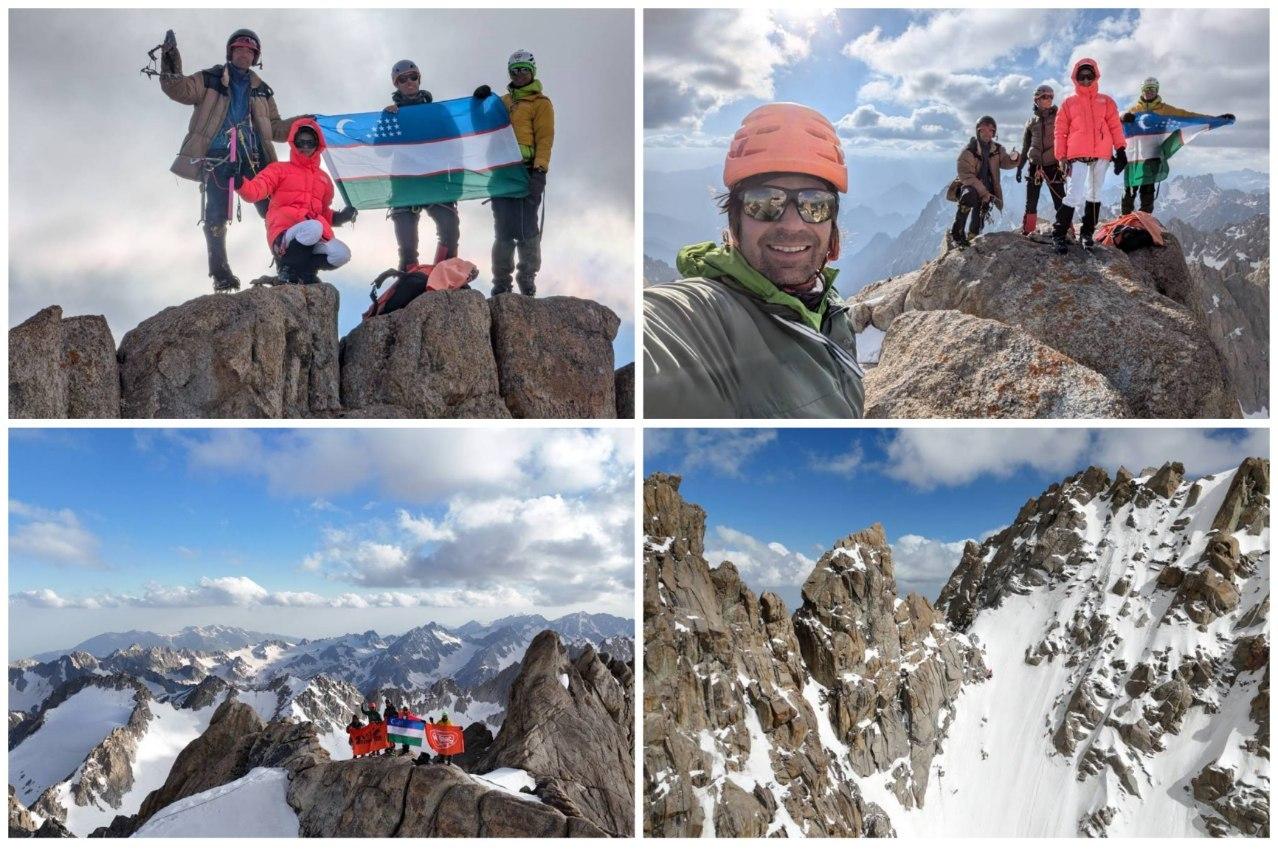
[237,117,357,283]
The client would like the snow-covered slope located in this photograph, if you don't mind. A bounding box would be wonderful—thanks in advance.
[9,684,138,806]
[43,696,220,837]
[132,767,297,838]
[892,460,1270,836]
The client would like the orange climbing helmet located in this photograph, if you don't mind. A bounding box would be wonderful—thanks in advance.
[723,103,848,193]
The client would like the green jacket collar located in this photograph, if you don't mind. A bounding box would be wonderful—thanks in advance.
[508,79,543,101]
[676,241,840,331]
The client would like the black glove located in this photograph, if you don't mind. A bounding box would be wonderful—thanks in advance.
[234,174,246,189]
[473,84,492,100]
[1121,111,1136,123]
[162,29,176,52]
[1219,113,1235,122]
[333,206,358,227]
[1015,164,1023,183]
[1112,148,1128,175]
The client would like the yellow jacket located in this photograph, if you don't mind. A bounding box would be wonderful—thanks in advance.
[1125,96,1212,120]
[502,87,555,172]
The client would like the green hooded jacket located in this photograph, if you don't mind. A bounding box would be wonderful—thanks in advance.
[644,242,864,418]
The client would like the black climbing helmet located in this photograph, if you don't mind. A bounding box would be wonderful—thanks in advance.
[226,28,262,64]
[976,115,997,134]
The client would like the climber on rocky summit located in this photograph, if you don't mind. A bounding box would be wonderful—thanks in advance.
[1053,58,1127,254]
[949,115,1020,249]
[345,714,366,759]
[1119,77,1235,215]
[1017,84,1066,236]
[155,28,306,292]
[235,118,358,284]
[643,102,864,419]
[382,59,462,271]
[483,49,554,297]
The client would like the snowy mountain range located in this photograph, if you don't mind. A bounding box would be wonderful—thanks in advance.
[9,613,634,837]
[645,459,1269,837]
[28,626,301,663]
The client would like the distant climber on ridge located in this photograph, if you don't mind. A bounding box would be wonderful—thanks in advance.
[483,50,554,297]
[1053,58,1127,254]
[948,116,1020,249]
[1119,77,1235,215]
[235,118,358,284]
[643,102,864,419]
[382,59,461,270]
[155,28,305,292]
[1017,85,1065,236]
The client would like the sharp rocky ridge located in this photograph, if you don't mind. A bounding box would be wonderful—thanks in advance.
[8,615,633,837]
[643,460,1269,837]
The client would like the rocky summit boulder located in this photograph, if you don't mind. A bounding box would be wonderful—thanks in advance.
[615,362,635,418]
[288,759,604,838]
[339,289,510,418]
[474,630,634,837]
[865,309,1132,418]
[10,306,119,418]
[490,294,620,418]
[117,284,341,418]
[130,698,328,832]
[849,232,1239,418]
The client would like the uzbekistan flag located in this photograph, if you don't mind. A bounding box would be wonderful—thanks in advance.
[317,94,530,209]
[387,717,426,748]
[1121,112,1234,188]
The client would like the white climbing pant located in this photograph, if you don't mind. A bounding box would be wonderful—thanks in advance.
[1063,158,1109,208]
[282,219,351,268]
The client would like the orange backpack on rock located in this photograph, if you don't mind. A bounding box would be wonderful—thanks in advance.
[363,257,479,319]
[1095,211,1165,251]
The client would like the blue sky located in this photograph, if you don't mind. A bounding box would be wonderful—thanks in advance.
[9,428,633,659]
[645,428,1267,608]
[646,8,1267,185]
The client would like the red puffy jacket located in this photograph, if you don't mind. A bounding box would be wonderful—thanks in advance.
[237,117,336,249]
[1054,57,1127,162]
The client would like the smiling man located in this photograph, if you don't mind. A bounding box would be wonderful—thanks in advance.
[643,103,863,419]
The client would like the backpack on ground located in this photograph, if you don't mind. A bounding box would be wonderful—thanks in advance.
[1095,211,1165,252]
[363,257,479,319]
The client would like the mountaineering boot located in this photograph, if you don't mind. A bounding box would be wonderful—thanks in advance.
[1080,201,1100,248]
[204,224,240,292]
[491,236,516,296]
[515,234,542,296]
[1120,190,1135,216]
[1138,183,1156,214]
[948,205,971,249]
[1021,212,1037,236]
[967,203,986,240]
[391,208,420,271]
[275,239,315,285]
[1053,204,1075,255]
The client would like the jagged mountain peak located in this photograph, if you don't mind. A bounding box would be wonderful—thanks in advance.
[645,461,1269,837]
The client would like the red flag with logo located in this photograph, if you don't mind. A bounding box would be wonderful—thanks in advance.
[349,722,390,757]
[425,723,466,756]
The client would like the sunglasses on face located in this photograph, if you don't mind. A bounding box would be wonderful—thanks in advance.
[1037,94,1054,101]
[296,136,318,149]
[739,186,837,225]
[396,74,420,84]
